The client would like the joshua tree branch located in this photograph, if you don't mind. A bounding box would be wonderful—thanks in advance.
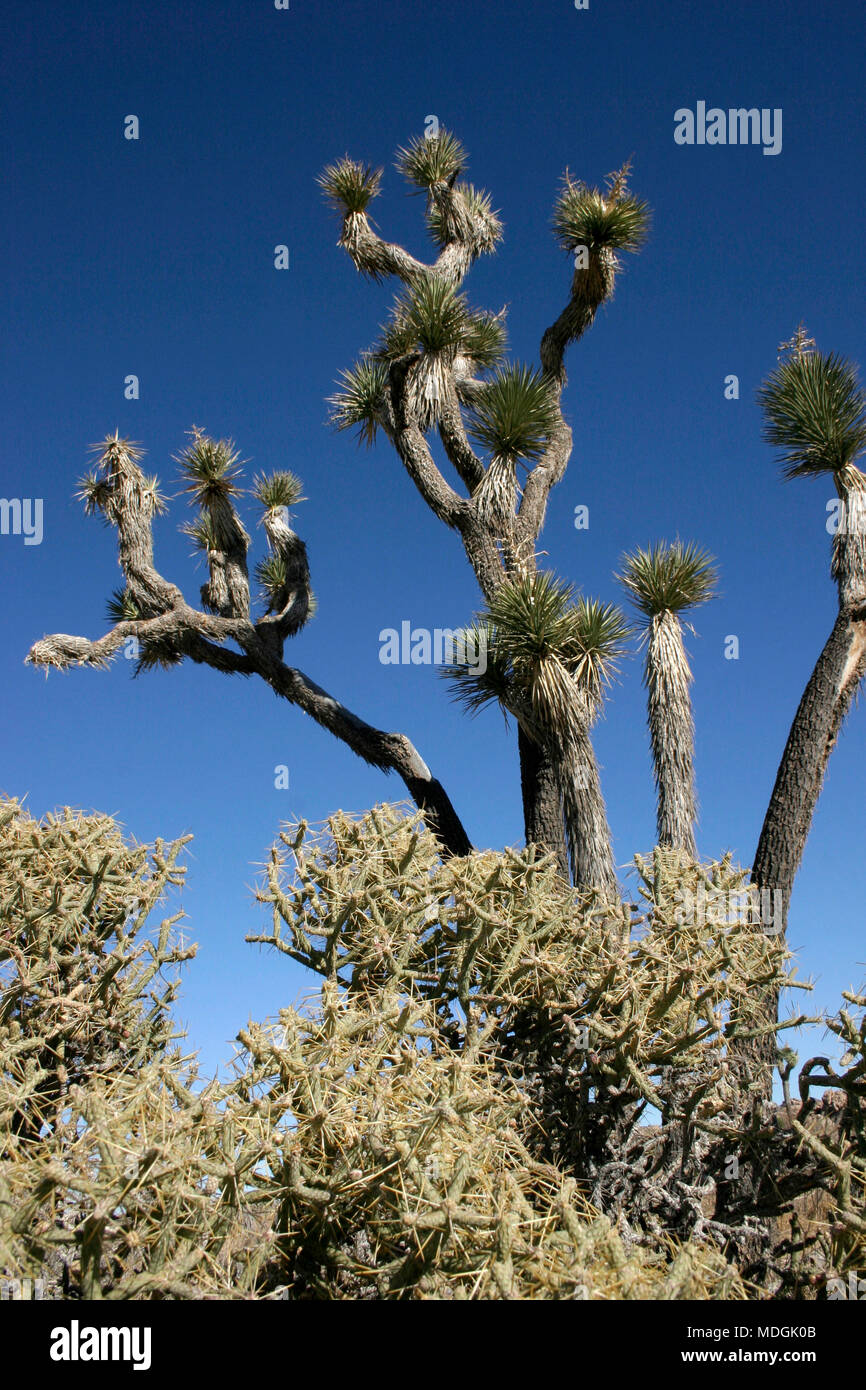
[27,610,472,858]
[337,211,430,285]
[386,356,469,528]
[515,417,573,547]
[28,435,473,860]
[516,250,620,547]
[336,181,493,291]
[436,380,486,493]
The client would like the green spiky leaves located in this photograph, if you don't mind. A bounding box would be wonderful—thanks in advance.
[328,357,390,446]
[181,513,220,555]
[396,129,466,189]
[177,430,244,507]
[490,575,629,714]
[468,365,559,464]
[255,552,307,614]
[460,309,508,371]
[553,167,649,257]
[443,573,631,731]
[254,553,315,621]
[389,277,470,356]
[375,282,506,368]
[567,596,633,699]
[134,636,184,672]
[618,542,718,620]
[253,470,305,513]
[89,432,147,472]
[331,282,508,441]
[78,470,112,517]
[318,157,383,214]
[440,621,510,717]
[105,588,142,623]
[758,348,866,480]
[139,474,169,517]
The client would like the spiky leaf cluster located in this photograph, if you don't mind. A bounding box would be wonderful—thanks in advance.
[495,572,629,694]
[384,278,470,357]
[252,470,305,513]
[395,129,466,189]
[618,541,719,620]
[758,350,866,480]
[443,575,630,741]
[459,308,508,371]
[105,588,141,623]
[552,170,650,256]
[182,512,221,556]
[255,553,315,620]
[328,358,391,446]
[468,365,559,464]
[177,430,244,507]
[78,437,167,525]
[317,157,383,213]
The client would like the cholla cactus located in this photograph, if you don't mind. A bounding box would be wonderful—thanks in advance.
[231,981,745,1300]
[782,987,866,1286]
[0,797,252,1299]
[2,793,857,1299]
[247,804,819,1286]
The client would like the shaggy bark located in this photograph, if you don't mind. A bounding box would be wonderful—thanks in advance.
[559,726,619,897]
[647,611,698,857]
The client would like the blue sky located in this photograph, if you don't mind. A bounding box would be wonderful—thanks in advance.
[2,0,865,1077]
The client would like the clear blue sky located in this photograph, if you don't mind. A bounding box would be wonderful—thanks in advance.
[3,0,865,1077]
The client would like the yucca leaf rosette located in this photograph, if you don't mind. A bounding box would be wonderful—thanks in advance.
[467,366,559,525]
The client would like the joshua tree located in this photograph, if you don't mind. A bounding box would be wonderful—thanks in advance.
[26,430,471,859]
[753,333,866,929]
[443,572,630,893]
[323,131,649,880]
[27,132,648,892]
[746,331,866,1080]
[618,541,718,858]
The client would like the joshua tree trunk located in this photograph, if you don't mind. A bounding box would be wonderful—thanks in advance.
[746,479,866,1089]
[752,611,866,921]
[647,611,698,857]
[559,726,619,896]
[746,609,866,1081]
[518,728,569,878]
